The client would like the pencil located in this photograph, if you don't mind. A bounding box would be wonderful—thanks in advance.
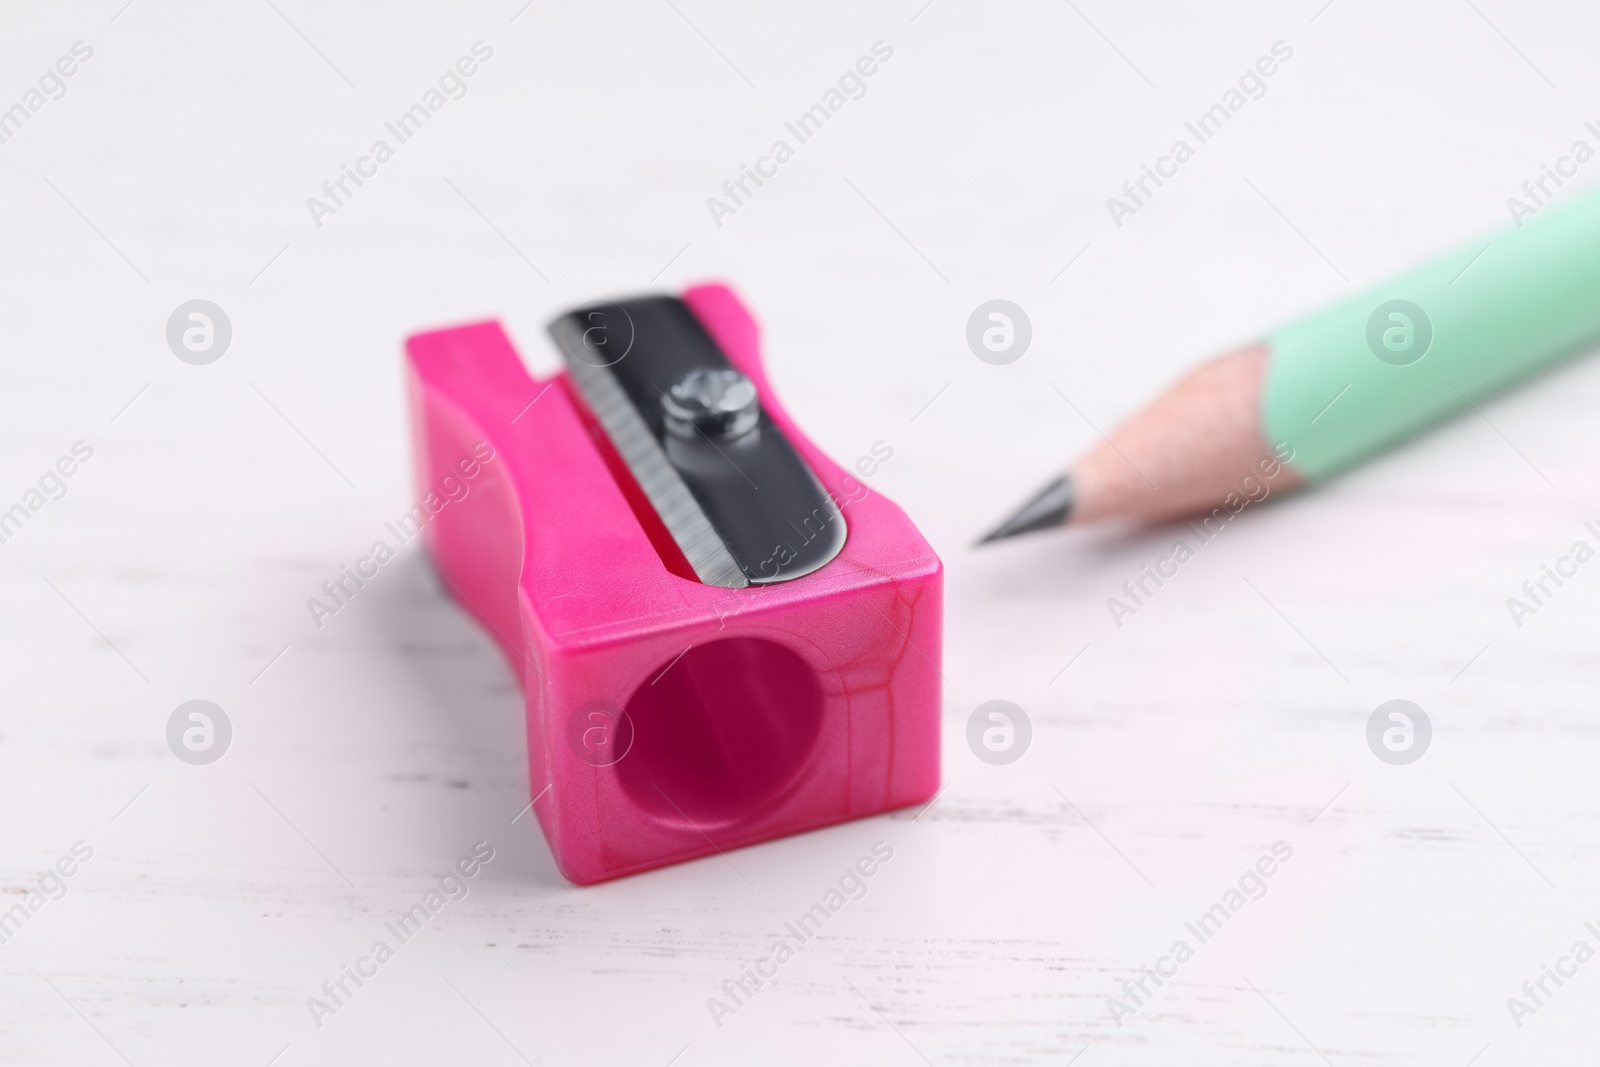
[979,185,1600,543]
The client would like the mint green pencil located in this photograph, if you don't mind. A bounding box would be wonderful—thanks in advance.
[980,186,1600,542]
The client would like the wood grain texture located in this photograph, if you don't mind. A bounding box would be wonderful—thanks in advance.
[3,1,1600,1064]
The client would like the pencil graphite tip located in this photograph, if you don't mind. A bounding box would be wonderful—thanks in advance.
[976,474,1074,546]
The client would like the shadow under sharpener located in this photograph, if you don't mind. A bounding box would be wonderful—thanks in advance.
[404,282,942,884]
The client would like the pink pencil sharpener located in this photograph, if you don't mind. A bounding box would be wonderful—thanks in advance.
[404,283,942,884]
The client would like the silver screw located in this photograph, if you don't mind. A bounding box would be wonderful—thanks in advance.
[662,368,760,440]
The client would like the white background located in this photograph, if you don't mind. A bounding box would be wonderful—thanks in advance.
[4,0,1600,1063]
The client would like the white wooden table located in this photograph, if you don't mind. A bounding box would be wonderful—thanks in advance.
[5,1,1600,1063]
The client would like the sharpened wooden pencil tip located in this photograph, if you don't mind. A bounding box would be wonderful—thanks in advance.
[976,475,1074,545]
